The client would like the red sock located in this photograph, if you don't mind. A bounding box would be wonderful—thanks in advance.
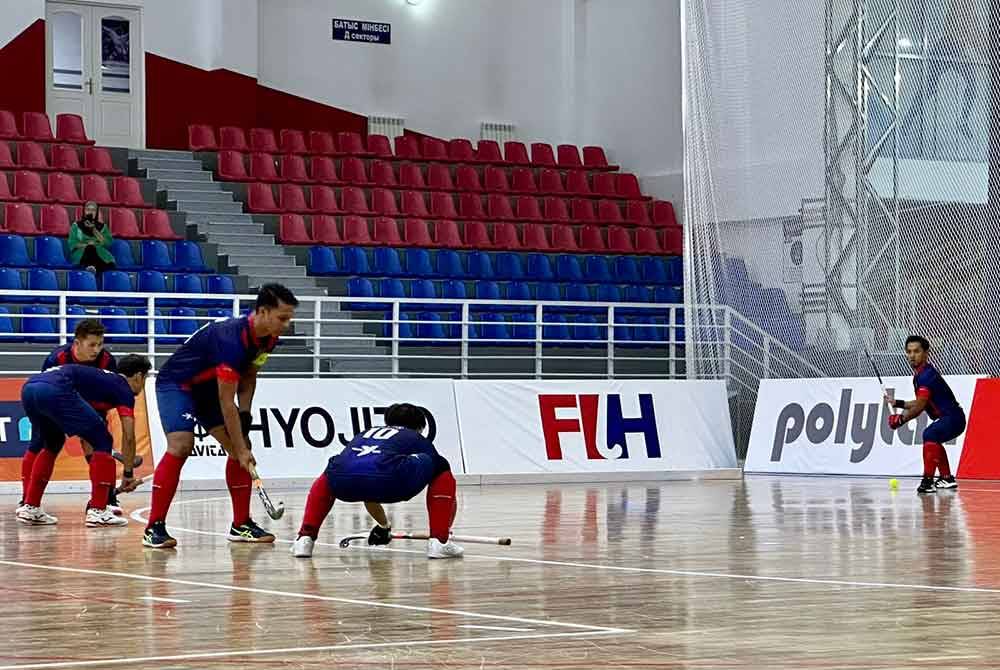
[922,441,938,478]
[25,449,58,507]
[226,457,253,527]
[147,452,185,526]
[20,451,37,501]
[88,452,115,509]
[426,470,457,543]
[936,443,952,478]
[298,475,336,539]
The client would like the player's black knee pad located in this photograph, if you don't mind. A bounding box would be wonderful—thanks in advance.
[432,453,451,477]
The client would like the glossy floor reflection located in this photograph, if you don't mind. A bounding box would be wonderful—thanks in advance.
[3,476,1000,669]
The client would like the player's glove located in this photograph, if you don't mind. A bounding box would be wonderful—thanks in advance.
[888,414,905,430]
[368,524,392,546]
[239,411,253,441]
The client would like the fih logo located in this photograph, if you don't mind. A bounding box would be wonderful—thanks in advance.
[770,387,952,464]
[538,393,661,460]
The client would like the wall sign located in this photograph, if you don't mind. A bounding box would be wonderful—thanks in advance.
[332,19,391,45]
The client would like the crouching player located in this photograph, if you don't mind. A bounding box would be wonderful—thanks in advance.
[291,403,463,559]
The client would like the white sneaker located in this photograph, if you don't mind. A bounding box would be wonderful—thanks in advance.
[291,535,315,558]
[86,507,128,527]
[427,538,464,559]
[107,503,124,517]
[16,505,58,525]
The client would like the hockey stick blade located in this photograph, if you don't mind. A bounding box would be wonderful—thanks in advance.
[255,481,285,520]
[339,531,512,548]
[115,473,152,495]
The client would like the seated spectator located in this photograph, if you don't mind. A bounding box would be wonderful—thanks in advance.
[70,201,116,274]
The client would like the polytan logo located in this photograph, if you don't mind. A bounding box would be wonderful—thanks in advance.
[770,386,954,464]
[538,393,661,460]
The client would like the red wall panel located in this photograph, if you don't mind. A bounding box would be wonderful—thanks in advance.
[0,19,45,118]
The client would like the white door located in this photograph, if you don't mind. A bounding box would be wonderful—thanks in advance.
[46,2,143,148]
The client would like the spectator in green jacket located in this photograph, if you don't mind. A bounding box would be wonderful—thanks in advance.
[69,201,116,274]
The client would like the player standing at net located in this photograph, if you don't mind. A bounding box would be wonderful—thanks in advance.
[17,356,151,526]
[143,284,297,549]
[885,335,965,494]
[291,402,463,560]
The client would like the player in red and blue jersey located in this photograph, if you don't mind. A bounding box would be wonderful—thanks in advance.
[17,355,151,527]
[291,403,463,560]
[885,335,966,494]
[143,284,297,549]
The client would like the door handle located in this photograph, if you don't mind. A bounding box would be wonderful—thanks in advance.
[86,78,93,95]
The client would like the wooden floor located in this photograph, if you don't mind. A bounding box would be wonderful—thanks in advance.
[3,476,1000,669]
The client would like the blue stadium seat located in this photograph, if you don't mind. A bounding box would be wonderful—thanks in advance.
[511,312,536,341]
[584,255,612,283]
[564,283,592,302]
[28,268,59,303]
[572,314,604,342]
[666,257,683,286]
[596,284,622,302]
[137,270,168,294]
[204,274,236,308]
[641,257,668,285]
[65,304,87,335]
[380,278,406,299]
[0,268,26,303]
[67,270,99,305]
[441,279,467,300]
[624,284,654,303]
[100,270,133,297]
[472,312,509,342]
[506,281,532,302]
[526,253,554,282]
[99,307,133,341]
[416,311,447,340]
[404,248,434,278]
[474,280,501,301]
[346,277,378,310]
[435,249,465,279]
[0,306,20,342]
[555,255,583,282]
[110,239,138,270]
[613,256,641,285]
[308,246,339,275]
[542,313,570,342]
[342,247,370,275]
[655,286,682,303]
[613,313,632,343]
[374,247,404,277]
[208,308,234,320]
[141,240,173,270]
[380,310,414,339]
[409,278,437,301]
[34,236,71,269]
[168,307,198,339]
[494,253,524,281]
[21,305,57,342]
[174,241,209,272]
[0,235,30,267]
[135,308,167,338]
[534,282,561,302]
[466,251,494,280]
[171,273,204,308]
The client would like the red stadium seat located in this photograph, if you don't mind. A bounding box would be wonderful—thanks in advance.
[340,186,371,215]
[598,200,624,224]
[310,156,340,184]
[617,173,646,199]
[5,202,38,234]
[250,128,279,153]
[484,166,510,193]
[47,172,82,204]
[337,132,371,156]
[113,176,147,207]
[463,221,494,249]
[401,190,430,218]
[607,226,635,254]
[522,223,551,251]
[530,143,556,167]
[492,222,521,250]
[663,226,682,255]
[503,141,529,165]
[343,215,372,244]
[188,124,218,151]
[340,157,370,185]
[514,196,543,222]
[456,166,483,192]
[433,220,465,248]
[571,198,597,224]
[219,126,249,151]
[0,110,20,139]
[309,131,336,155]
[476,140,505,164]
[109,207,142,238]
[279,183,313,213]
[556,144,582,169]
[430,192,458,219]
[539,169,565,195]
[23,112,54,142]
[427,164,455,191]
[143,209,181,240]
[593,173,618,197]
[404,218,435,247]
[543,197,571,224]
[0,142,13,169]
[309,185,342,214]
[278,213,312,244]
[17,142,48,170]
[447,138,476,163]
[279,129,308,155]
[55,114,94,145]
[372,188,400,217]
[550,225,579,252]
[511,168,537,194]
[421,137,448,161]
[626,201,651,226]
[651,200,677,227]
[247,182,280,213]
[15,170,49,202]
[400,163,427,190]
[394,135,420,160]
[370,160,397,187]
[312,215,342,244]
[367,134,393,158]
[580,225,607,253]
[635,228,664,254]
[487,194,515,221]
[249,152,281,183]
[458,193,486,220]
[40,204,70,235]
[374,217,403,245]
[218,151,249,181]
[583,146,615,170]
[79,174,113,204]
[51,144,82,172]
[84,147,119,175]
[280,155,312,183]
[565,171,592,196]
[0,173,15,201]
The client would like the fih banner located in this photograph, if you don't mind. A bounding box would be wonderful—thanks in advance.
[453,380,737,474]
[0,378,155,483]
[145,378,464,480]
[745,376,981,476]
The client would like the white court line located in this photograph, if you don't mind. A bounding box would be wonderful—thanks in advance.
[0,630,619,670]
[134,496,1000,597]
[458,624,534,632]
[139,596,189,604]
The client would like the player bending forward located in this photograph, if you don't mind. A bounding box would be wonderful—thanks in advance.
[17,356,151,526]
[291,403,464,559]
[886,335,965,494]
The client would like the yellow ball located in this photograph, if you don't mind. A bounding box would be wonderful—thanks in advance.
[889,478,899,489]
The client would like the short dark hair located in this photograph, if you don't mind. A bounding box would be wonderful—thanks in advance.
[74,319,106,341]
[385,403,427,432]
[118,354,152,378]
[905,335,930,351]
[255,283,299,310]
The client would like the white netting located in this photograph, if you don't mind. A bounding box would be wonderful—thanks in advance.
[683,0,994,453]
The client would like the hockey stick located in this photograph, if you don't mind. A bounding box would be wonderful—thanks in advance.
[115,473,152,495]
[250,468,285,520]
[338,531,512,548]
[864,347,896,414]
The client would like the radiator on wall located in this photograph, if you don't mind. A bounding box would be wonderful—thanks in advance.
[480,122,516,144]
[368,115,406,138]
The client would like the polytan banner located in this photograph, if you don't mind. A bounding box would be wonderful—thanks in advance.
[453,380,737,474]
[745,375,981,476]
[145,378,464,480]
[0,378,156,482]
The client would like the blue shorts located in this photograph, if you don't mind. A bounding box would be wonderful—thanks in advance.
[22,381,112,454]
[156,380,225,435]
[325,453,436,504]
[923,412,966,445]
